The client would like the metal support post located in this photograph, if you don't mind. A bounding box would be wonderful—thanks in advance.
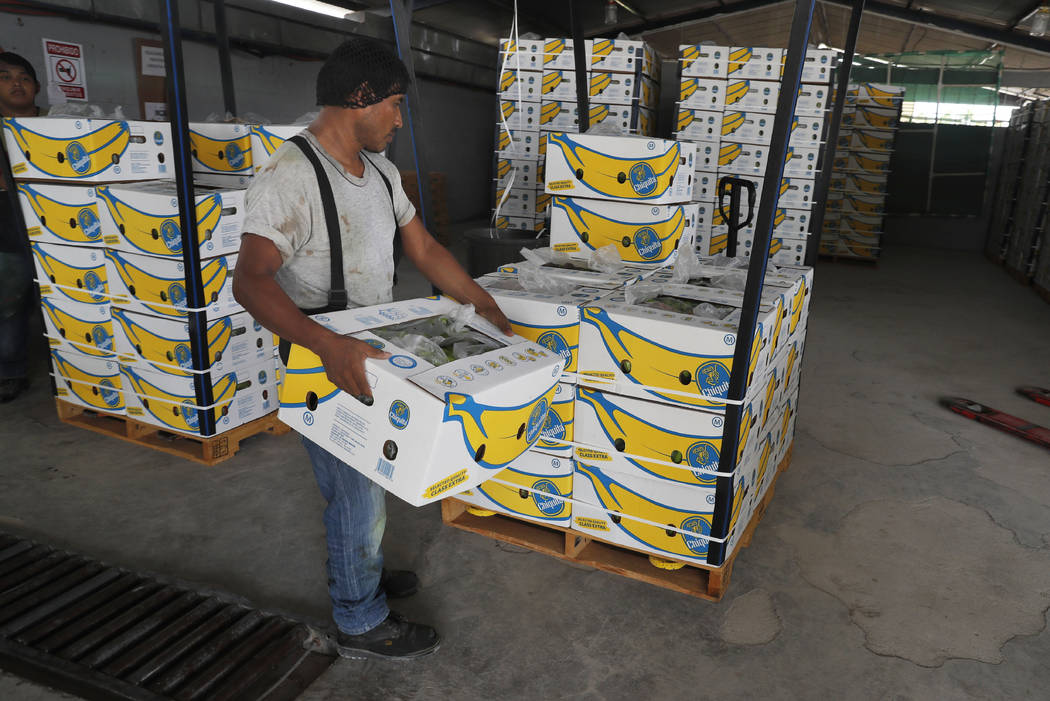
[160,0,216,435]
[707,0,816,568]
[214,0,238,117]
[570,0,590,133]
[805,0,866,267]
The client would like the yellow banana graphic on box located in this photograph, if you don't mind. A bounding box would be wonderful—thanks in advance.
[18,184,103,244]
[544,39,566,64]
[5,120,130,179]
[761,370,779,428]
[474,470,572,522]
[590,73,612,97]
[857,107,896,129]
[496,159,512,180]
[854,175,885,194]
[507,319,578,372]
[111,307,233,370]
[737,403,756,464]
[722,112,746,137]
[681,45,701,71]
[31,242,108,304]
[500,70,518,92]
[188,129,252,174]
[785,342,800,384]
[590,39,614,65]
[122,365,237,433]
[443,386,558,470]
[248,125,289,158]
[534,191,552,215]
[728,47,752,74]
[501,101,519,121]
[725,80,750,106]
[104,250,230,317]
[552,197,686,264]
[719,142,743,167]
[679,79,699,102]
[754,434,775,495]
[767,297,786,358]
[848,195,882,214]
[576,387,721,486]
[710,232,728,255]
[854,152,889,172]
[542,71,564,95]
[780,401,795,451]
[857,83,902,108]
[789,278,808,335]
[581,306,762,408]
[540,101,563,125]
[857,130,892,151]
[95,187,223,256]
[51,351,124,411]
[497,130,512,152]
[547,133,680,201]
[40,298,114,357]
[677,109,698,132]
[845,238,877,259]
[845,215,879,233]
[575,462,715,560]
[588,104,612,125]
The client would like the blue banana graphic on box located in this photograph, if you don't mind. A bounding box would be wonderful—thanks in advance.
[443,387,557,470]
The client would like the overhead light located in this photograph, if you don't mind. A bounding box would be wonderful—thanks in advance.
[1031,6,1050,37]
[864,55,891,64]
[267,0,364,21]
[604,0,618,25]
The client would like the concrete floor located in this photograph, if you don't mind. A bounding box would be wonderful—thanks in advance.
[2,245,1050,700]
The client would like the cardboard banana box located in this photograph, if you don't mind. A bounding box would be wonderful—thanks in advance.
[249,125,303,173]
[104,249,241,319]
[278,297,565,507]
[549,197,699,267]
[837,128,896,153]
[111,307,276,377]
[793,48,837,84]
[828,172,888,194]
[495,124,542,159]
[31,241,109,305]
[692,171,718,202]
[846,83,906,108]
[494,156,544,191]
[95,181,245,258]
[17,183,104,247]
[783,146,821,177]
[727,47,784,80]
[500,99,541,132]
[493,214,544,233]
[678,79,727,111]
[544,133,695,205]
[589,38,656,77]
[795,84,830,116]
[499,69,542,102]
[692,140,721,172]
[719,111,826,147]
[455,451,574,527]
[675,107,722,142]
[825,191,887,215]
[717,141,769,176]
[542,37,590,70]
[842,105,900,130]
[493,186,536,219]
[494,252,649,289]
[40,296,115,358]
[499,38,542,71]
[51,349,125,414]
[2,117,173,182]
[721,173,818,210]
[724,79,781,114]
[679,44,729,78]
[538,101,655,137]
[121,355,277,436]
[187,123,252,176]
[589,71,659,108]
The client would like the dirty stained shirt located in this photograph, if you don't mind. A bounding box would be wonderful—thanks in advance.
[242,129,415,309]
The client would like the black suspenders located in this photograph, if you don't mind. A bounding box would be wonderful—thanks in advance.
[277,135,402,364]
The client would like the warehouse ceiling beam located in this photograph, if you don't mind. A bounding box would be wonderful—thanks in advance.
[822,0,1050,54]
[600,0,792,36]
[214,0,237,116]
[480,0,570,35]
[1009,1,1044,29]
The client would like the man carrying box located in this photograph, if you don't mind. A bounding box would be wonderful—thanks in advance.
[0,51,44,403]
[233,37,511,661]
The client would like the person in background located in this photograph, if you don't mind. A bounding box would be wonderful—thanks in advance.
[0,51,44,402]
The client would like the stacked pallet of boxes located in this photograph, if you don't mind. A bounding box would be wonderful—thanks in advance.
[986,105,1032,262]
[455,132,811,571]
[819,83,905,260]
[675,45,836,266]
[1003,100,1050,283]
[4,116,297,438]
[493,37,660,233]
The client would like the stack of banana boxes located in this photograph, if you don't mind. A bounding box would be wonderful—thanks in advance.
[493,37,661,233]
[675,45,837,266]
[3,116,298,438]
[820,82,905,260]
[455,133,810,568]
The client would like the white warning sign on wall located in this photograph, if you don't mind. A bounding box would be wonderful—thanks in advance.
[42,38,88,101]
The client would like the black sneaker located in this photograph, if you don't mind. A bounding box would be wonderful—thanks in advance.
[381,569,419,599]
[336,612,440,660]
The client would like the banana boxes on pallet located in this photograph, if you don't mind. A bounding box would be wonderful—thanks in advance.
[249,125,303,172]
[455,451,574,527]
[718,142,768,176]
[499,38,543,70]
[720,112,826,147]
[589,72,659,107]
[831,212,884,236]
[499,69,543,102]
[51,349,125,414]
[2,118,173,182]
[724,79,780,113]
[494,187,536,218]
[738,236,808,267]
[495,156,543,191]
[843,105,900,130]
[543,37,590,70]
[795,85,829,116]
[474,274,609,376]
[549,197,699,267]
[104,250,241,319]
[676,108,722,142]
[17,183,104,247]
[541,69,581,102]
[718,174,817,210]
[847,83,905,108]
[784,146,821,178]
[111,308,276,377]
[31,241,109,305]
[494,215,544,234]
[837,128,895,152]
[829,171,887,194]
[693,171,718,202]
[796,48,837,84]
[545,133,696,205]
[187,123,252,176]
[500,100,541,132]
[589,38,656,76]
[95,182,246,258]
[678,79,726,111]
[494,254,647,289]
[727,47,784,80]
[680,44,729,78]
[833,150,892,174]
[496,125,542,159]
[539,101,655,137]
[279,297,565,506]
[40,296,115,358]
[121,356,278,436]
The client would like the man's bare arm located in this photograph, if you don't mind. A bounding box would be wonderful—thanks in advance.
[232,233,388,399]
[399,215,513,335]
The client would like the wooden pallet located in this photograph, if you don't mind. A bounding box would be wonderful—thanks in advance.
[443,444,793,602]
[55,399,290,466]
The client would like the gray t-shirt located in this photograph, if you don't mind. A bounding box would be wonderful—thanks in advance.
[242,130,416,309]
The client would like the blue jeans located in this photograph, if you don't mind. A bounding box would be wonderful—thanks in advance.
[302,436,389,635]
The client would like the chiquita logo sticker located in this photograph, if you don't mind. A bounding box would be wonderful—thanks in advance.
[633,227,662,260]
[531,479,565,516]
[78,208,102,240]
[680,516,711,554]
[696,361,731,397]
[389,400,410,430]
[66,142,91,174]
[99,379,121,408]
[526,399,549,443]
[629,162,658,195]
[687,441,720,481]
[537,331,570,362]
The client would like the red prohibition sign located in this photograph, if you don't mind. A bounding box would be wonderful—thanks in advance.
[55,58,77,83]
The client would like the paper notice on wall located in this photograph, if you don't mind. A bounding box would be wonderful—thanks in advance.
[141,45,166,77]
[42,38,87,101]
[144,101,167,121]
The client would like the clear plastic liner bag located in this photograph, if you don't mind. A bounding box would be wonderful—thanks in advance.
[624,282,662,306]
[670,248,707,284]
[517,264,577,295]
[519,246,554,266]
[588,244,625,273]
[387,333,448,367]
[242,112,271,125]
[692,302,729,320]
[447,303,476,333]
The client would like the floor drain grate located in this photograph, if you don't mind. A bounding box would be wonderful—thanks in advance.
[0,533,334,700]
